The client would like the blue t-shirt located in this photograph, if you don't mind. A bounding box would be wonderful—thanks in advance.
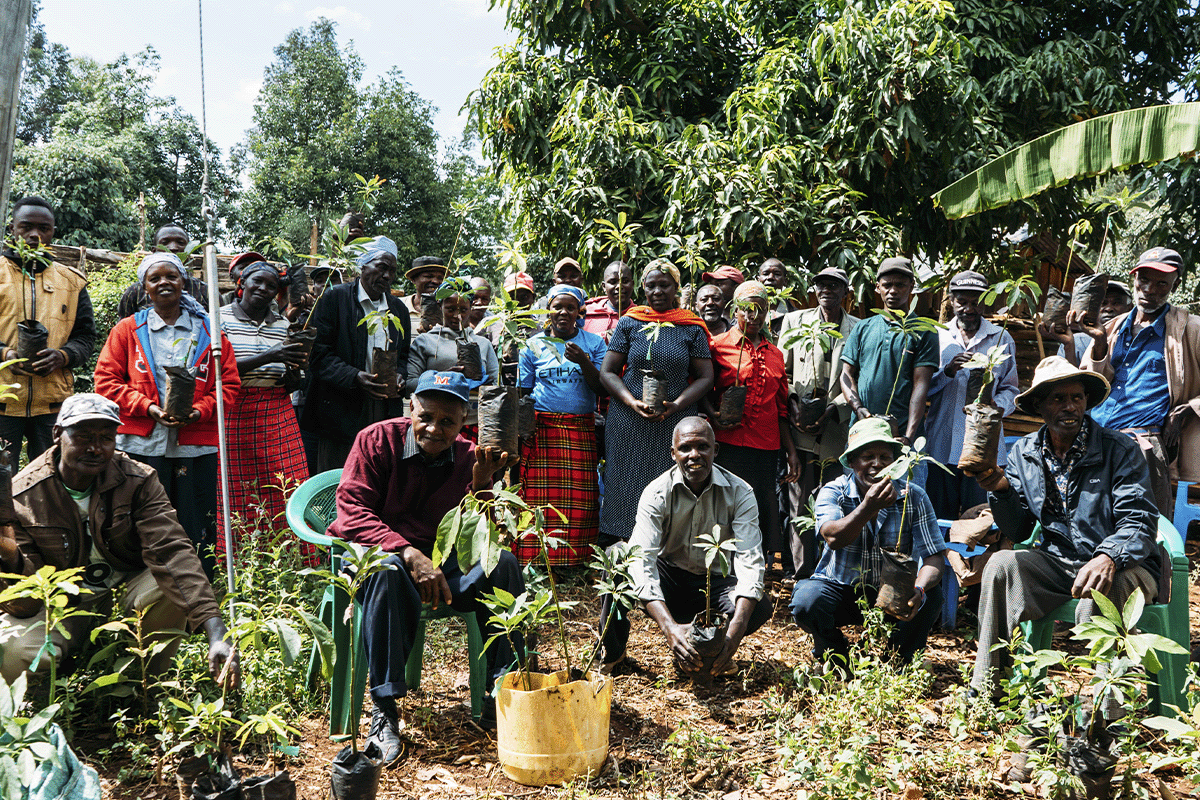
[518,328,608,414]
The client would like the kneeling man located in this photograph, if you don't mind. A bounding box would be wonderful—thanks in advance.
[0,394,237,686]
[327,371,521,761]
[623,417,770,678]
[968,357,1160,695]
[790,418,946,665]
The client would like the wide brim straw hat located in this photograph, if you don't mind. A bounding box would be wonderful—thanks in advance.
[1014,356,1110,415]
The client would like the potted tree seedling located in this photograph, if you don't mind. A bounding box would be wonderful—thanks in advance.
[688,525,737,685]
[357,310,407,398]
[160,335,201,422]
[435,273,486,381]
[871,299,945,436]
[6,237,52,364]
[871,439,952,617]
[780,317,844,429]
[639,321,675,417]
[714,295,761,426]
[474,288,548,451]
[1041,218,1094,334]
[957,345,1011,473]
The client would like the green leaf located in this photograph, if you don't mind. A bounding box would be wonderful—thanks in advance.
[274,621,303,666]
[1121,588,1145,630]
[1089,589,1121,625]
[433,504,464,568]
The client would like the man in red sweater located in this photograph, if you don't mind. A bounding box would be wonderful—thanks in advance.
[328,371,521,762]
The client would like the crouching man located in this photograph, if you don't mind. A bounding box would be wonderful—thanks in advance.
[966,357,1160,697]
[789,418,946,666]
[613,417,770,678]
[0,394,238,687]
[327,371,522,763]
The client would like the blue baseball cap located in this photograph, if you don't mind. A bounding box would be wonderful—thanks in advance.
[414,371,471,404]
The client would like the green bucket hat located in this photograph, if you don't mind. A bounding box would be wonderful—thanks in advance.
[840,417,903,468]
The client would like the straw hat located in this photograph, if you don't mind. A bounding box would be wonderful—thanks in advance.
[1014,356,1110,415]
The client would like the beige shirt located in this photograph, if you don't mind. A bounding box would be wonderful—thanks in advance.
[629,463,764,604]
[779,307,860,458]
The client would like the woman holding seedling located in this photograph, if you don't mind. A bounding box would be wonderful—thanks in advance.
[95,252,241,579]
[516,284,608,565]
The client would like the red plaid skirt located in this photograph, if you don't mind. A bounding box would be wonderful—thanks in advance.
[515,412,599,565]
[216,386,315,564]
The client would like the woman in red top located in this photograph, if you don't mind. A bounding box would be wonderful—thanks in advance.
[704,280,800,569]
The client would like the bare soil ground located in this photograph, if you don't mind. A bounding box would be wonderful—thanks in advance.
[83,543,1200,800]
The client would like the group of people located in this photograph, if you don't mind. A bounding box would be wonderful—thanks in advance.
[0,195,1186,768]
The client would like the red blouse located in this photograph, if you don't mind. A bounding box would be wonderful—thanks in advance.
[710,329,788,450]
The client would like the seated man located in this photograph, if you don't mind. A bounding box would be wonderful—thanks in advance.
[327,371,521,762]
[612,416,770,678]
[967,357,1160,697]
[790,418,946,666]
[0,394,238,687]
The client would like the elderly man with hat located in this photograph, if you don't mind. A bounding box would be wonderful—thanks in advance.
[789,417,947,666]
[402,255,448,334]
[924,270,1019,519]
[328,371,522,759]
[779,266,860,578]
[967,357,1160,696]
[700,264,745,309]
[840,257,939,454]
[301,235,410,471]
[0,393,239,688]
[1076,247,1200,516]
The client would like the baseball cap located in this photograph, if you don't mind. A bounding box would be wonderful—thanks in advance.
[948,270,988,293]
[414,371,471,404]
[1133,247,1183,274]
[56,393,121,428]
[503,271,535,293]
[812,267,850,287]
[229,251,268,276]
[877,257,914,280]
[700,265,745,285]
[553,257,581,274]
[1106,279,1132,300]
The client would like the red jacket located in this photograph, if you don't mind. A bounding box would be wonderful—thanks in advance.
[94,310,241,446]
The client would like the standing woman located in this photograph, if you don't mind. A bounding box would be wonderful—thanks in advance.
[704,281,801,568]
[404,287,499,440]
[219,260,311,561]
[516,284,608,565]
[95,252,241,579]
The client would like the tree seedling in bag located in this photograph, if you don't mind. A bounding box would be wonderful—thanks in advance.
[687,525,737,684]
[870,299,944,434]
[957,345,1011,472]
[639,321,674,416]
[780,316,843,429]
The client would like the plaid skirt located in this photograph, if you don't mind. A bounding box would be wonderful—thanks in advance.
[516,412,600,565]
[217,386,314,564]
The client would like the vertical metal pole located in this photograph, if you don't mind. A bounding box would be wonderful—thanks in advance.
[0,0,33,224]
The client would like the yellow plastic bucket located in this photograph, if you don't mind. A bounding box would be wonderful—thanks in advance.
[496,669,612,786]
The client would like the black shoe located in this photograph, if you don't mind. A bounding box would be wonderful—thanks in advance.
[479,696,497,731]
[367,704,404,765]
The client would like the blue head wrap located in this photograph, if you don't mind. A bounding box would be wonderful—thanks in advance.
[138,252,207,318]
[547,284,586,307]
[355,235,398,267]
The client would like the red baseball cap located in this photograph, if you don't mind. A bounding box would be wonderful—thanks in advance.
[700,265,745,284]
[503,271,535,293]
[229,251,267,276]
[1133,247,1183,274]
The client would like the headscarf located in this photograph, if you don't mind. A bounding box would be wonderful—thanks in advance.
[641,258,681,288]
[138,252,207,318]
[355,235,398,267]
[546,284,586,306]
[627,258,708,330]
[733,280,769,302]
[237,261,288,301]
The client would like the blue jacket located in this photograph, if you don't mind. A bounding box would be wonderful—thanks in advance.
[990,420,1161,579]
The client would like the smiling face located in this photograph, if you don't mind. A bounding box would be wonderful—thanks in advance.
[548,293,581,337]
[671,419,716,490]
[847,443,897,490]
[143,262,184,311]
[360,254,398,302]
[877,273,914,310]
[441,294,471,331]
[643,270,678,312]
[411,267,445,298]
[695,284,725,323]
[11,205,55,250]
[55,420,118,490]
[757,259,786,289]
[814,277,847,313]
[469,280,492,324]
[411,392,467,456]
[1037,379,1087,444]
[1133,268,1177,315]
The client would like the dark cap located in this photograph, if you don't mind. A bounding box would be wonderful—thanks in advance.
[949,270,988,293]
[1106,279,1132,300]
[1133,247,1183,274]
[812,267,850,288]
[877,257,914,280]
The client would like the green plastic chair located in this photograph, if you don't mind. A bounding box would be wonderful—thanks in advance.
[1016,515,1190,718]
[285,469,487,737]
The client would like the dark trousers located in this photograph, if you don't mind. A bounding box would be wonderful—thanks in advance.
[787,450,845,579]
[294,402,319,477]
[789,577,944,664]
[924,464,987,521]
[0,414,55,466]
[129,453,219,580]
[715,443,781,566]
[601,557,772,663]
[360,549,525,704]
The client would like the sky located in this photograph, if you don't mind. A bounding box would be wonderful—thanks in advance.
[37,0,514,155]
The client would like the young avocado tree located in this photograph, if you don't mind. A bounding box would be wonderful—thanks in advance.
[780,316,843,428]
[957,345,1011,472]
[687,525,738,683]
[639,321,675,416]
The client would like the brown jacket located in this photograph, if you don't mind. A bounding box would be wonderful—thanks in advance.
[1080,304,1200,482]
[0,448,219,629]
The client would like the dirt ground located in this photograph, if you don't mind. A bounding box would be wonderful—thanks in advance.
[84,542,1200,800]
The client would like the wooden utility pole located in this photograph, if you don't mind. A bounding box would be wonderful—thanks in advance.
[0,0,32,225]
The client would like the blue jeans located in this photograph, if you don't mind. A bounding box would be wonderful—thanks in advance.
[789,577,943,664]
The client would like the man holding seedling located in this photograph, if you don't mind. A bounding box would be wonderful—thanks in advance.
[0,393,239,689]
[967,357,1160,699]
[1040,279,1132,367]
[790,417,946,668]
[926,270,1019,519]
[1077,247,1200,517]
[329,371,521,760]
[614,416,769,679]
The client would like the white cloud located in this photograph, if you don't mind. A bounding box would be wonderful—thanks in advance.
[305,5,371,31]
[439,0,491,18]
[237,79,262,104]
[274,1,295,11]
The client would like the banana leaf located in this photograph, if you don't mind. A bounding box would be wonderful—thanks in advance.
[933,102,1200,220]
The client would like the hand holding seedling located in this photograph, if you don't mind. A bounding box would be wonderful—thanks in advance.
[27,348,66,376]
[0,524,20,573]
[474,445,516,484]
[1065,309,1106,343]
[943,351,972,378]
[965,465,1010,493]
[892,584,926,623]
[203,617,241,690]
[400,545,452,609]
[149,405,200,427]
[862,477,898,514]
[267,341,307,368]
[355,370,390,399]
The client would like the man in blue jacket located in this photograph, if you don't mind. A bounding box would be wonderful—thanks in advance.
[966,357,1161,696]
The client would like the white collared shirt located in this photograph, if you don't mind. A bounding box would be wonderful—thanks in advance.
[358,281,390,370]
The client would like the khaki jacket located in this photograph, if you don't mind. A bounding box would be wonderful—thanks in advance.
[0,448,219,629]
[780,307,860,459]
[0,255,90,417]
[1080,304,1200,482]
